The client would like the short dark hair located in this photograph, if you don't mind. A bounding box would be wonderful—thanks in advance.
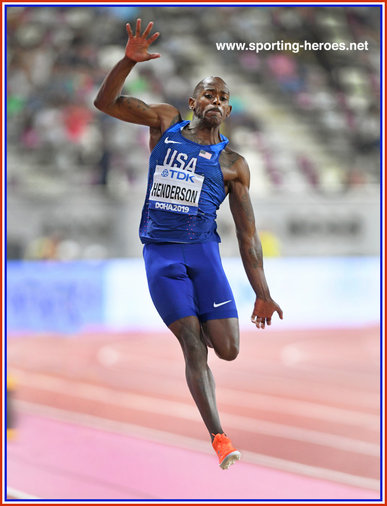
[192,77,230,98]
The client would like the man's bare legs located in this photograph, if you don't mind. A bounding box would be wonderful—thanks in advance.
[168,315,239,439]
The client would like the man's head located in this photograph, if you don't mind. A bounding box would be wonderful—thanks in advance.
[189,76,232,126]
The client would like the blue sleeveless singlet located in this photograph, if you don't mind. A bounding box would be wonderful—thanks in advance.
[139,120,229,244]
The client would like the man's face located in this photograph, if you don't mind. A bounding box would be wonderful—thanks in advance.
[189,78,232,126]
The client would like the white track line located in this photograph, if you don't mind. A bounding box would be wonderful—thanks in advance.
[218,389,379,428]
[13,400,380,492]
[104,346,380,410]
[6,487,39,499]
[99,344,380,419]
[11,369,380,457]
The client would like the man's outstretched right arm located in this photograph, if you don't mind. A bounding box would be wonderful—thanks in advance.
[94,19,179,130]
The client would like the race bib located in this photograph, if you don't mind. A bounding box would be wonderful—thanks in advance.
[149,165,204,215]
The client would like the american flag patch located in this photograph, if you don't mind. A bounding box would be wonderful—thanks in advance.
[199,150,212,160]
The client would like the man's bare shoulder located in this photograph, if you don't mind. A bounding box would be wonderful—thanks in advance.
[142,102,179,128]
[146,103,180,131]
[220,146,249,181]
[149,105,182,149]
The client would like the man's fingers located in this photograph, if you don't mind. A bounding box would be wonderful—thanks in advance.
[126,23,133,37]
[148,32,160,44]
[252,300,283,328]
[251,310,277,329]
[147,52,161,60]
[142,21,154,38]
[135,18,141,36]
[251,314,266,329]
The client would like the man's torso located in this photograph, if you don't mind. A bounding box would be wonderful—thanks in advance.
[149,119,243,196]
[139,120,235,244]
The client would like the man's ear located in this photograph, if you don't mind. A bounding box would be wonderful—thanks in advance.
[226,104,232,117]
[188,97,195,110]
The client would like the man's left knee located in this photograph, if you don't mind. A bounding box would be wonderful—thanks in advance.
[202,318,239,360]
[217,341,239,361]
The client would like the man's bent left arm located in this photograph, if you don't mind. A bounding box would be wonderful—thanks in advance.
[229,158,283,330]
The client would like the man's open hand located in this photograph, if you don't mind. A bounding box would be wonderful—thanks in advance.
[251,297,283,329]
[125,19,160,62]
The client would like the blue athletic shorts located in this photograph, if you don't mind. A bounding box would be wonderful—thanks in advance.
[143,242,238,326]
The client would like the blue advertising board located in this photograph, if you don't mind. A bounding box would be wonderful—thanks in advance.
[7,261,106,334]
[6,257,380,334]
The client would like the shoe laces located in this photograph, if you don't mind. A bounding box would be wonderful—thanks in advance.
[212,433,234,459]
[212,433,228,442]
[212,433,231,449]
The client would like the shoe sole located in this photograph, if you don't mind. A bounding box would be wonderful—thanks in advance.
[220,450,241,470]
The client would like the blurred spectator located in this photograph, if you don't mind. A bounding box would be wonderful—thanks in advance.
[6,5,380,258]
[7,5,379,194]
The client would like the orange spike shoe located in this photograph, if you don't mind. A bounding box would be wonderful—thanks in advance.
[212,433,241,469]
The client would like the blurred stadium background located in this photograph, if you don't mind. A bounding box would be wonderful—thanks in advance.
[5,4,382,501]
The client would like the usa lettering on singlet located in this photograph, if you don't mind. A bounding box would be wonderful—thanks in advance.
[139,119,229,244]
[148,165,204,215]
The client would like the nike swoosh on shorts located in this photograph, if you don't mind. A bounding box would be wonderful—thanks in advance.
[213,300,232,308]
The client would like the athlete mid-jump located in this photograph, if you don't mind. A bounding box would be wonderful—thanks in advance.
[94,19,283,470]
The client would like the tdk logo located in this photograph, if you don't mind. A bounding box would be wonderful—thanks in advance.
[161,169,169,177]
[168,169,195,182]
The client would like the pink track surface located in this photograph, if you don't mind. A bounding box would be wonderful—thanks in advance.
[7,413,379,500]
[7,327,381,500]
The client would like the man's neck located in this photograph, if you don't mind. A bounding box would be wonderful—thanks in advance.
[183,117,222,145]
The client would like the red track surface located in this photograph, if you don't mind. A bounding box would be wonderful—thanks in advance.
[6,326,381,500]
